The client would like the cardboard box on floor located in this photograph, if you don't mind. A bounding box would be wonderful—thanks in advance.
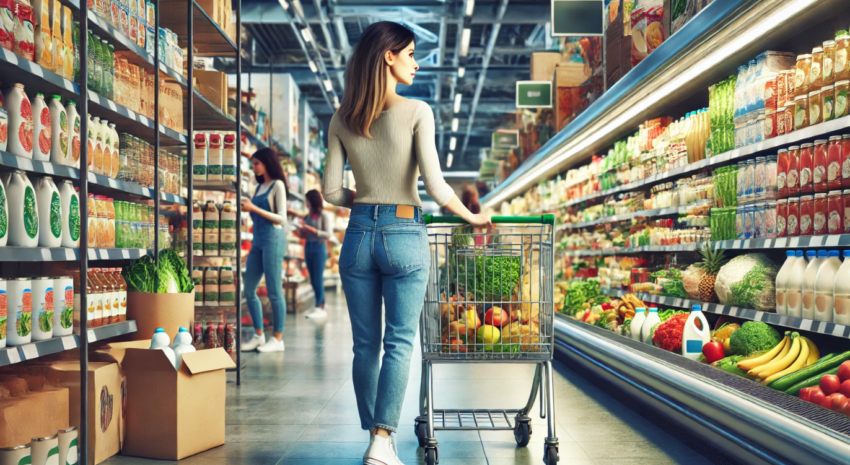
[118,346,235,460]
[46,361,124,465]
[0,388,70,449]
[125,292,194,342]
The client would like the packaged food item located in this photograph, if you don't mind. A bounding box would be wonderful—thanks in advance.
[836,34,850,82]
[12,0,35,61]
[220,267,235,306]
[764,74,778,113]
[766,154,778,200]
[53,276,73,336]
[765,200,777,238]
[813,140,828,193]
[33,0,51,69]
[824,40,836,86]
[754,157,766,201]
[204,267,219,306]
[7,278,32,346]
[777,198,787,237]
[86,194,96,248]
[777,70,789,108]
[829,190,843,234]
[30,277,53,341]
[823,84,835,122]
[810,46,824,92]
[34,176,60,248]
[207,133,222,181]
[777,148,788,198]
[795,54,812,97]
[193,133,207,181]
[2,84,34,159]
[800,143,814,194]
[764,111,778,139]
[836,80,849,117]
[86,269,103,327]
[6,171,38,248]
[794,95,809,131]
[787,145,801,196]
[800,195,813,236]
[844,134,850,188]
[784,101,795,134]
[204,201,219,256]
[754,203,765,238]
[828,135,842,191]
[31,94,50,162]
[814,193,828,235]
[192,267,203,306]
[809,89,823,126]
[0,0,14,50]
[787,197,800,236]
[845,189,850,233]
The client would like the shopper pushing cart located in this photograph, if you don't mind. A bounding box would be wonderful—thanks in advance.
[415,215,559,465]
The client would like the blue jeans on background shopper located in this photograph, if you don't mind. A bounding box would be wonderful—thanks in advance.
[305,241,328,307]
[339,204,430,433]
[244,227,286,332]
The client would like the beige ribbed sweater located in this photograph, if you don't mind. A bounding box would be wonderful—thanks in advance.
[323,99,455,207]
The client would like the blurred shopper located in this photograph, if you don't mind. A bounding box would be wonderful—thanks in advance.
[461,184,481,213]
[301,189,335,319]
[323,21,492,465]
[241,148,289,353]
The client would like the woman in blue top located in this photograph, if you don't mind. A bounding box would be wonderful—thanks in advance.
[241,148,289,353]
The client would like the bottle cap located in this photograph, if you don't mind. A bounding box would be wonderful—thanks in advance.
[179,327,188,332]
[829,250,840,257]
[786,251,795,257]
[154,328,164,333]
[693,305,702,312]
[636,308,646,313]
[807,250,817,258]
[648,307,658,312]
[818,250,829,258]
[796,250,804,257]
[844,250,850,258]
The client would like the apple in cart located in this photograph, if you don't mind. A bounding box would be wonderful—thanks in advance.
[476,325,502,352]
[484,306,512,327]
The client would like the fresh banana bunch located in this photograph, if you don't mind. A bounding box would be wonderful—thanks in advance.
[737,332,821,384]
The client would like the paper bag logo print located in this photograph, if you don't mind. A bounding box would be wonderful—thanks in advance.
[100,385,113,433]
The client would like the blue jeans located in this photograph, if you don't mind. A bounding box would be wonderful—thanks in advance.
[305,241,328,307]
[244,227,286,332]
[340,205,430,433]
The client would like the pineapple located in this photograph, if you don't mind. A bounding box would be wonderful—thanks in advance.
[694,244,728,303]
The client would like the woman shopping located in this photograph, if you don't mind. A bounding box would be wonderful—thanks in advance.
[241,148,289,353]
[323,21,491,465]
[301,189,335,319]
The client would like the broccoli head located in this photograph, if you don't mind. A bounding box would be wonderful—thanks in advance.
[728,322,781,356]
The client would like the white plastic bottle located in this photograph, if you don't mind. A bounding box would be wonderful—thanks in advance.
[0,174,7,247]
[775,250,798,315]
[35,176,62,247]
[682,305,710,360]
[100,119,112,178]
[59,180,80,247]
[802,251,824,320]
[630,308,647,341]
[641,307,661,344]
[48,95,69,165]
[31,94,51,162]
[207,133,223,181]
[109,123,120,178]
[3,84,34,159]
[172,326,196,370]
[65,101,80,168]
[6,171,39,247]
[90,115,102,175]
[833,251,850,325]
[150,328,177,368]
[815,250,843,322]
[786,250,808,318]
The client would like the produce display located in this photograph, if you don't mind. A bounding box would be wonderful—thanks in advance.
[122,249,194,294]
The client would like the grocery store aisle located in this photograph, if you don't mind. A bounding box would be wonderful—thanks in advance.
[104,291,712,465]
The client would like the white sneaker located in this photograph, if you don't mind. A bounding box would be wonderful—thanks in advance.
[257,337,285,353]
[364,434,403,465]
[305,308,328,319]
[241,334,265,352]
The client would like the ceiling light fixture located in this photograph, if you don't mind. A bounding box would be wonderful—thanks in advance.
[323,79,333,91]
[301,27,313,43]
[465,0,475,17]
[483,0,821,208]
[454,93,462,113]
[457,66,465,78]
[447,153,454,168]
[278,0,289,10]
[450,137,457,150]
[308,61,317,73]
[451,118,459,132]
[460,28,471,57]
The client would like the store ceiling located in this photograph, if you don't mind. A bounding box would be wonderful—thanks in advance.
[239,0,554,172]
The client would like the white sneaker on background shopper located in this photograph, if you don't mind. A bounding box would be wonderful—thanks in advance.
[257,337,285,353]
[364,434,403,465]
[241,333,265,352]
[305,308,327,319]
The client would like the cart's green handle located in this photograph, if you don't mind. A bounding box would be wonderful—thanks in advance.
[423,215,555,225]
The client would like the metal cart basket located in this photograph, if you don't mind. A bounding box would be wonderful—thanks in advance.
[415,215,559,465]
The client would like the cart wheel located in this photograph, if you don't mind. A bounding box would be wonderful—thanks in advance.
[514,421,531,447]
[416,421,428,448]
[544,445,559,465]
[425,447,438,465]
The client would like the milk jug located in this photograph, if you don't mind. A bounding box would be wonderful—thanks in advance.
[630,308,647,341]
[59,180,79,247]
[31,93,51,161]
[641,307,661,344]
[0,173,7,246]
[775,250,797,315]
[150,327,177,369]
[207,133,223,181]
[785,251,807,318]
[222,133,237,181]
[833,251,850,325]
[815,250,843,322]
[193,133,207,181]
[682,305,710,360]
[6,171,39,247]
[801,251,824,320]
[65,100,80,168]
[3,84,34,159]
[48,95,69,165]
[100,119,112,178]
[35,176,61,247]
[172,326,196,370]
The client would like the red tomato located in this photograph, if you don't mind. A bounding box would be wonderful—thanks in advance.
[820,374,842,395]
[838,361,850,382]
[841,380,850,398]
[840,401,850,417]
[828,393,849,412]
[799,387,813,402]
[702,341,725,364]
[810,387,826,406]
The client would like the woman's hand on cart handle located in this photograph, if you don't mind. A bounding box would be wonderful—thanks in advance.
[469,213,493,229]
[443,195,492,228]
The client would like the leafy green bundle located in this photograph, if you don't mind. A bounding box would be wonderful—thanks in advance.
[123,250,195,293]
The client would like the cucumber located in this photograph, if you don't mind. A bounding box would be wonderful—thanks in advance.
[768,351,850,392]
[783,366,841,397]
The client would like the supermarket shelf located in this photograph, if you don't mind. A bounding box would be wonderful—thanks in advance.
[242,125,267,150]
[0,48,80,103]
[601,289,850,339]
[0,320,137,367]
[194,180,242,193]
[0,247,79,261]
[563,243,699,257]
[87,172,187,204]
[161,0,238,57]
[557,206,689,231]
[554,315,850,464]
[87,248,149,260]
[194,90,237,130]
[0,151,80,180]
[87,90,188,146]
[711,235,850,250]
[85,12,188,87]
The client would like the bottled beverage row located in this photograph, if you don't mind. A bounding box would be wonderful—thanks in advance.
[0,276,75,347]
[192,266,236,307]
[192,200,238,257]
[2,0,76,78]
[776,250,850,325]
[87,195,174,250]
[0,171,80,248]
[192,133,239,182]
[84,267,128,328]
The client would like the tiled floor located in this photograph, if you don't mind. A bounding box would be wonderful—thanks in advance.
[104,291,712,465]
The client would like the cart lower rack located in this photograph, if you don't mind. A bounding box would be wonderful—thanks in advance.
[415,215,559,465]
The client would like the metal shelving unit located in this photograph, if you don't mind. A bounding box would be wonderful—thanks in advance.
[0,321,138,367]
[557,206,689,231]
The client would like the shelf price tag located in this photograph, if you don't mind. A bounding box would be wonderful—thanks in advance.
[122,249,130,259]
[29,62,43,78]
[127,109,136,120]
[20,344,38,360]
[139,115,149,126]
[3,49,15,62]
[107,101,117,112]
[64,79,75,91]
[41,162,54,174]
[61,336,77,350]
[88,330,97,342]
[832,325,846,337]
[6,349,20,365]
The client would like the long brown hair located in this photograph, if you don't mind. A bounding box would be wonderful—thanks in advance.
[461,185,481,214]
[337,22,415,138]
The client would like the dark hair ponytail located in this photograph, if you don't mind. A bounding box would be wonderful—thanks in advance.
[305,189,324,215]
[252,148,289,196]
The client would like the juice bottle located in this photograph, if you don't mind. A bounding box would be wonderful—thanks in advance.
[87,194,97,248]
[95,195,108,247]
[86,269,103,327]
[815,250,842,322]
[96,268,114,325]
[832,251,850,325]
[111,268,127,322]
[813,140,828,192]
[640,307,661,344]
[109,123,119,178]
[106,198,115,247]
[216,322,225,346]
[843,135,850,189]
[799,143,814,194]
[103,40,114,100]
[777,148,788,198]
[828,135,843,190]
[192,202,203,256]
[192,322,204,349]
[787,146,801,196]
[100,119,112,178]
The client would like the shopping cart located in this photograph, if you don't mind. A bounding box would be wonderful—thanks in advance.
[415,215,558,465]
